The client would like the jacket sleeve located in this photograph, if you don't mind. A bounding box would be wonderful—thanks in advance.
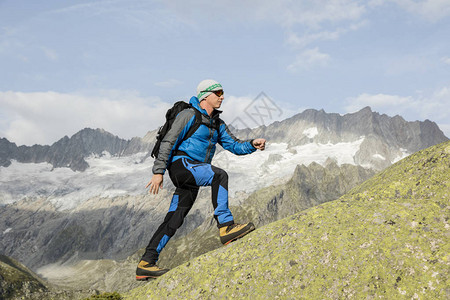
[152,109,196,174]
[218,120,256,155]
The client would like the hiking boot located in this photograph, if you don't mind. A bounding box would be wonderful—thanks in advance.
[136,260,169,280]
[219,222,255,245]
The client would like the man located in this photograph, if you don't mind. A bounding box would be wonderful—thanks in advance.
[136,79,266,280]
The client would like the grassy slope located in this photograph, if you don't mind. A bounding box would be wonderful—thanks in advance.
[157,162,374,270]
[125,141,449,299]
[0,255,48,298]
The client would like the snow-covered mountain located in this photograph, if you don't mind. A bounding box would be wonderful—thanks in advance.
[1,106,446,208]
[234,106,448,169]
[0,128,153,172]
[0,106,447,271]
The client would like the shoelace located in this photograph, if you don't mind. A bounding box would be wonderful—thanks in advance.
[143,263,155,268]
[226,223,241,233]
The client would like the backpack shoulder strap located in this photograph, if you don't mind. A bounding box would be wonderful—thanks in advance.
[181,106,202,142]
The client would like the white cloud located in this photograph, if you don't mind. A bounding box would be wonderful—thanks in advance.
[286,30,340,49]
[367,0,450,20]
[163,0,368,56]
[385,54,433,76]
[345,85,450,137]
[154,79,183,88]
[368,0,386,8]
[0,91,170,145]
[164,0,366,28]
[345,93,412,112]
[284,0,366,28]
[41,46,58,61]
[286,21,367,49]
[47,0,190,34]
[287,48,331,72]
[163,1,448,73]
[442,56,450,65]
[439,124,450,137]
[220,94,300,129]
[47,0,139,16]
[392,0,450,21]
[0,90,302,146]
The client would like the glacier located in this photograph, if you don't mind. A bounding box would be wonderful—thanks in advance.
[0,139,375,211]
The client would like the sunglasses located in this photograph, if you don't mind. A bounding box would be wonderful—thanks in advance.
[203,90,224,97]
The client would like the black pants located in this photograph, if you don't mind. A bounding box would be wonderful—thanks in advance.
[141,157,234,264]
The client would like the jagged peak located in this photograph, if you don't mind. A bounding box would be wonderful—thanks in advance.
[359,105,373,113]
[70,127,119,139]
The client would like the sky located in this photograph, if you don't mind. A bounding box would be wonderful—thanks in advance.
[0,0,449,146]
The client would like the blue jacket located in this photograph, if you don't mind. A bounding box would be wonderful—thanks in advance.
[152,96,256,174]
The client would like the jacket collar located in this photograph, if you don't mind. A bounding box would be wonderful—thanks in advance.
[189,96,222,119]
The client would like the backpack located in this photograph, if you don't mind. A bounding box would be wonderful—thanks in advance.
[151,101,202,159]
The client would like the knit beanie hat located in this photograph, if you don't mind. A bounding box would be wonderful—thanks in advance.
[197,79,223,101]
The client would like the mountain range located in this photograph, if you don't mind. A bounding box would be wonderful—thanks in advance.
[0,106,447,172]
[0,128,152,171]
[0,106,448,297]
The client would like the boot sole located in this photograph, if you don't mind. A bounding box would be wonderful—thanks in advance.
[223,224,255,245]
[136,267,169,280]
[136,275,159,281]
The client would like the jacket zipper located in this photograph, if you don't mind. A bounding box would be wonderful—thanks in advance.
[205,120,215,162]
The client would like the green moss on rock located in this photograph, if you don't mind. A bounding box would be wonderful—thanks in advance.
[125,141,449,299]
[84,291,123,300]
[157,162,375,270]
[0,255,48,298]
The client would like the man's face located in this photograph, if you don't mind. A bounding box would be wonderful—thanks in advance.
[204,90,224,109]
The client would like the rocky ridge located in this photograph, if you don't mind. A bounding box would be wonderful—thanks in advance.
[1,107,447,172]
[234,106,448,169]
[0,128,153,171]
[0,254,47,299]
[0,254,109,300]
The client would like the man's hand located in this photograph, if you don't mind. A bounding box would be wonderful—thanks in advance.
[252,138,266,150]
[145,174,164,194]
